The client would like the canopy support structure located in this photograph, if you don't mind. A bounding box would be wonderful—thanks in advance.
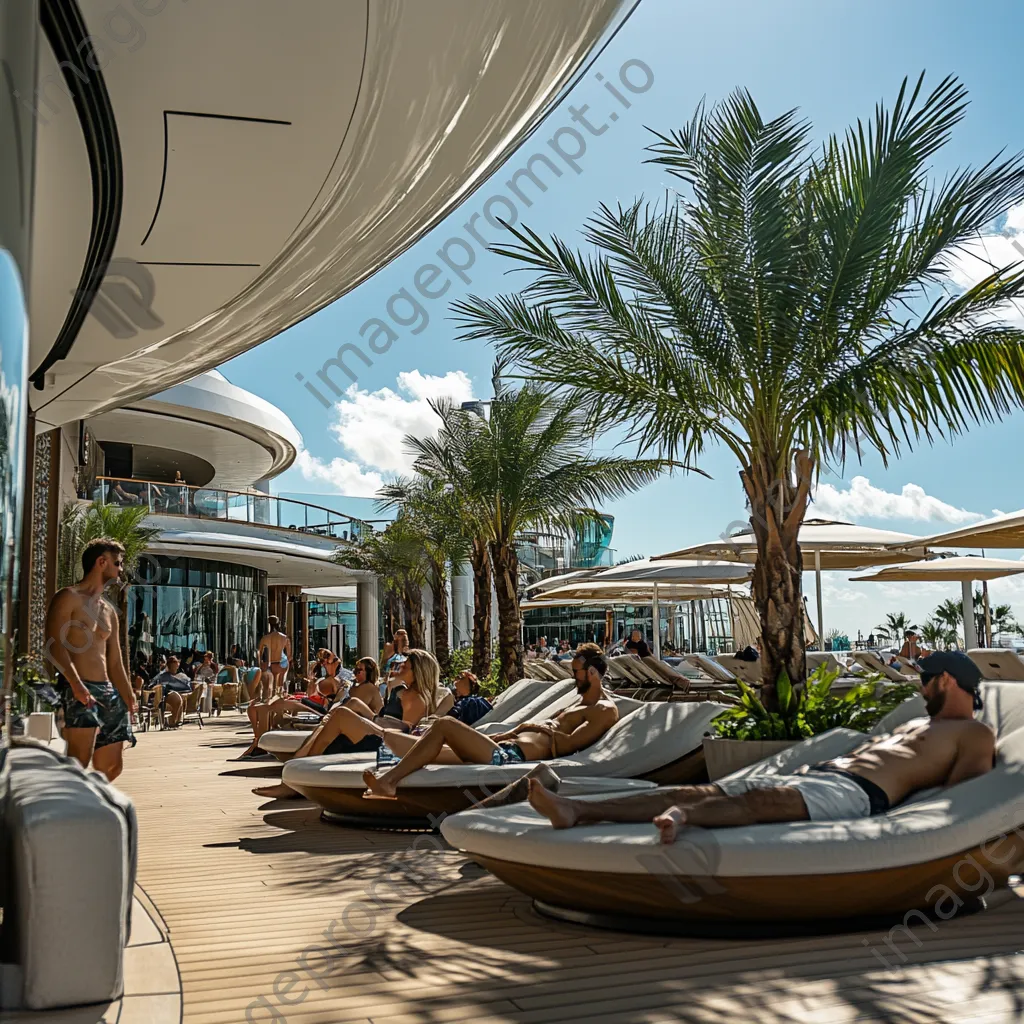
[962,579,979,650]
[814,549,824,652]
[652,582,661,659]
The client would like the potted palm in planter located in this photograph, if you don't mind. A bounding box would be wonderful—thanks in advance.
[703,666,918,780]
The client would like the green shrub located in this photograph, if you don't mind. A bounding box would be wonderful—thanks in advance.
[443,648,505,698]
[710,665,918,741]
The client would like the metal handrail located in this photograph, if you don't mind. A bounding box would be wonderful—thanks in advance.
[92,476,384,543]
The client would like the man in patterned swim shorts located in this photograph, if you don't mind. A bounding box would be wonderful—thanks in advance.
[44,537,137,781]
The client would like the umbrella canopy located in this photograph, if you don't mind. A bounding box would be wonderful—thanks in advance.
[653,519,931,648]
[592,557,752,585]
[654,518,929,569]
[849,555,1024,650]
[534,580,737,604]
[523,569,601,596]
[897,508,1024,550]
[850,556,1024,583]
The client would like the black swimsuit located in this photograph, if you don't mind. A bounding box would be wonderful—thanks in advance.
[323,685,409,756]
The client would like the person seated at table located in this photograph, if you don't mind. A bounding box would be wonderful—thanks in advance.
[146,655,193,727]
[361,643,618,800]
[447,671,492,726]
[252,650,439,798]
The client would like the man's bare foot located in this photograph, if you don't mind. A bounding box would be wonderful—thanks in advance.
[654,805,686,843]
[474,763,563,809]
[527,777,578,829]
[362,769,398,799]
[252,783,302,799]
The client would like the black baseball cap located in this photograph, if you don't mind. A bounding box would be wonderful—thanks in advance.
[918,651,984,711]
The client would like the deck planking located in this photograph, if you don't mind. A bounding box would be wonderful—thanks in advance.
[112,715,1024,1024]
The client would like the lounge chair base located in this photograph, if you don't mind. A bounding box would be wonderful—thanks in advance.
[532,895,992,939]
[469,840,1023,925]
[321,809,438,830]
[293,784,486,826]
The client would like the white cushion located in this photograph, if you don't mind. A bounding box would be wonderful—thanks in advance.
[441,684,1024,878]
[6,746,136,1009]
[282,699,721,791]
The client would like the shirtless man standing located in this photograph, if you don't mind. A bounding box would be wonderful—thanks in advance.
[256,615,290,700]
[44,537,137,781]
[528,650,995,842]
[362,643,619,799]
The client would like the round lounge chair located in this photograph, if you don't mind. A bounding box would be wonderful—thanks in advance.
[441,686,1024,934]
[281,697,727,827]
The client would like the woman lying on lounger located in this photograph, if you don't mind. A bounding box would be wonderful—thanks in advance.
[253,649,440,798]
[362,643,619,800]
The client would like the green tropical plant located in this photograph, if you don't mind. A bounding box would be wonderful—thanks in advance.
[406,376,667,685]
[710,665,918,741]
[333,516,430,648]
[377,476,471,678]
[920,619,953,650]
[453,75,1024,708]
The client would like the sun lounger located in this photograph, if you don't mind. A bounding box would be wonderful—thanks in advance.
[805,652,844,674]
[850,651,915,683]
[894,655,922,675]
[641,656,692,691]
[713,655,762,685]
[607,655,654,686]
[684,653,737,685]
[441,685,1024,931]
[259,679,577,761]
[281,696,727,826]
[968,649,1024,682]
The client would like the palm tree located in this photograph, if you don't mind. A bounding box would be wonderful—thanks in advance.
[919,619,949,651]
[874,611,916,643]
[333,516,430,648]
[453,76,1024,706]
[58,500,159,661]
[407,378,667,685]
[377,476,470,678]
[932,597,964,648]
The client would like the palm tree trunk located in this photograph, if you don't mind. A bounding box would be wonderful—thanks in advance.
[490,540,523,687]
[429,561,451,679]
[741,449,813,711]
[469,539,492,679]
[402,581,425,649]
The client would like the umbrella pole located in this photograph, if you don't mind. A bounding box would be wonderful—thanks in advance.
[982,581,993,647]
[814,549,824,652]
[652,583,661,659]
[961,579,979,650]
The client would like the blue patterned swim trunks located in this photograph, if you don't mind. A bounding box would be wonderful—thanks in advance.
[490,741,526,766]
[58,676,135,749]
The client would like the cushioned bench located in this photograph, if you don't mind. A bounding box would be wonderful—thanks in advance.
[441,688,1024,929]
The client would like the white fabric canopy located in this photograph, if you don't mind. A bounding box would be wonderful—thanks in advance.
[899,508,1024,550]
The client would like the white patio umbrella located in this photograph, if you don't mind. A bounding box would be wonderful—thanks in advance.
[850,556,1024,649]
[593,557,753,584]
[900,508,1024,551]
[653,518,930,650]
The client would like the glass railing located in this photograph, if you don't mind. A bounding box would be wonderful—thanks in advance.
[92,476,382,542]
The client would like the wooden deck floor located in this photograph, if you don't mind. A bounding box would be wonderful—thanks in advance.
[117,715,1024,1024]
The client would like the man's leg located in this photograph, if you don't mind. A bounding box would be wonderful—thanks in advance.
[92,742,124,783]
[363,719,499,798]
[63,726,98,770]
[527,780,719,830]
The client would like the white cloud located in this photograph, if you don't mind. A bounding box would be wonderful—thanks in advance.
[811,476,982,524]
[937,202,1024,327]
[293,370,476,495]
[292,450,383,498]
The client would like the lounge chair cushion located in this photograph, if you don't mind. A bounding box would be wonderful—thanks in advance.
[441,685,1024,878]
[5,745,136,1009]
[282,698,720,792]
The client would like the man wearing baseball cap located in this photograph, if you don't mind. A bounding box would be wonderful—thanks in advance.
[527,649,996,842]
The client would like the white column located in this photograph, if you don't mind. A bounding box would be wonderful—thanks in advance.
[961,579,979,650]
[651,583,661,659]
[356,577,380,659]
[814,549,824,652]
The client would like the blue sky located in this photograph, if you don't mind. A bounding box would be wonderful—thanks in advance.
[221,0,1024,638]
